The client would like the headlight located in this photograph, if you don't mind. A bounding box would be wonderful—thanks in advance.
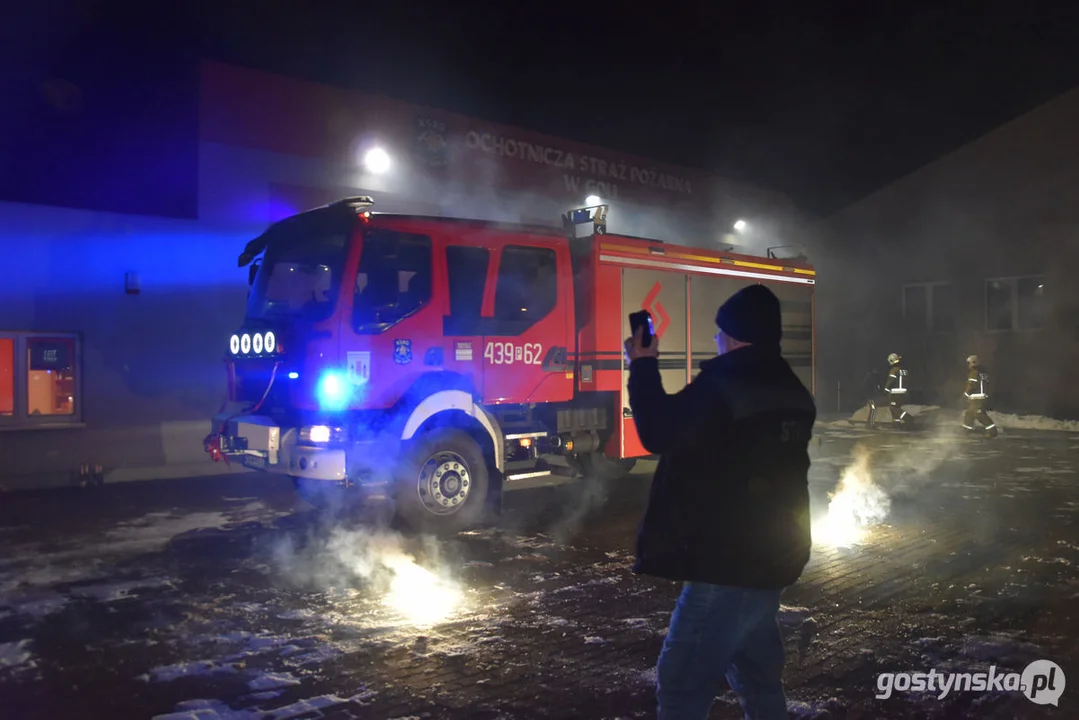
[300,425,345,443]
[232,331,281,356]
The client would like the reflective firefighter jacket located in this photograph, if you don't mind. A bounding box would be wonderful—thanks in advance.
[965,366,989,400]
[884,364,908,396]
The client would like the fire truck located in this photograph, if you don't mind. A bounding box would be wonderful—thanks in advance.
[205,197,816,532]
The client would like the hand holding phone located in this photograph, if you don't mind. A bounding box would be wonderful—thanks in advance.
[629,310,655,348]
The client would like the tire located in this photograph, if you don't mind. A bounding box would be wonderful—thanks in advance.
[394,428,490,533]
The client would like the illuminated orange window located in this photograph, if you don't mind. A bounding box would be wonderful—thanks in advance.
[26,337,76,416]
[0,338,13,416]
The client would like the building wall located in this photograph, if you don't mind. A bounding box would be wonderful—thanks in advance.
[197,60,802,246]
[815,87,1079,418]
[0,61,806,489]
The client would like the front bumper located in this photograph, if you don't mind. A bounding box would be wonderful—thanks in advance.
[206,413,387,486]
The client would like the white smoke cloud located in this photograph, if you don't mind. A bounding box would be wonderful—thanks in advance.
[268,521,465,627]
[813,424,970,548]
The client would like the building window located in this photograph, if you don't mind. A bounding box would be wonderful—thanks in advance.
[985,276,1046,331]
[0,332,81,427]
[902,282,955,333]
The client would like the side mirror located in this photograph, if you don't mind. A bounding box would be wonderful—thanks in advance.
[248,262,260,286]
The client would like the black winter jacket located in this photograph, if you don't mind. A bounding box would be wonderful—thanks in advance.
[627,344,817,589]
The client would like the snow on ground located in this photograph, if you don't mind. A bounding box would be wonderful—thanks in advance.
[0,502,290,618]
[833,405,940,426]
[0,639,34,672]
[835,405,1079,433]
[3,429,1077,718]
[152,692,377,720]
[986,411,1079,432]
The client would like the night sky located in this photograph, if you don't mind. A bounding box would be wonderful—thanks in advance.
[7,0,1079,217]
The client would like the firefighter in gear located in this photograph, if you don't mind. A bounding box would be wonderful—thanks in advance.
[868,353,912,428]
[963,355,998,438]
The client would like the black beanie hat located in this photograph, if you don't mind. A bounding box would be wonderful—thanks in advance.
[715,283,783,346]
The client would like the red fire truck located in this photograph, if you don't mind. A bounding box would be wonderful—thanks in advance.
[205,197,816,531]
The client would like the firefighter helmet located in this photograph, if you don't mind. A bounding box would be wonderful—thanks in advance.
[967,354,979,365]
[887,353,901,366]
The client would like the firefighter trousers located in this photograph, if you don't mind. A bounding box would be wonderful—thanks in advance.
[963,398,997,436]
[867,394,909,426]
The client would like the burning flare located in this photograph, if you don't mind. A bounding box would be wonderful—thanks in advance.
[279,528,466,628]
[380,549,464,626]
[813,448,890,548]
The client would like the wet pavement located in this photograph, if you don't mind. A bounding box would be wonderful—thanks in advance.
[0,421,1077,719]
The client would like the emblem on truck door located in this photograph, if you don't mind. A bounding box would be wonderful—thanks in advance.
[394,339,413,365]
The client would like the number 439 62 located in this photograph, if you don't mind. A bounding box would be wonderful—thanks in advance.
[484,342,543,365]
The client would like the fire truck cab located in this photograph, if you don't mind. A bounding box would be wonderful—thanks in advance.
[206,196,816,532]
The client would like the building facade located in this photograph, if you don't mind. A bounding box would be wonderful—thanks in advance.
[0,60,803,489]
[814,87,1079,419]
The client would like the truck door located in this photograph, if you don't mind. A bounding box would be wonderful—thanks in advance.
[480,242,574,405]
[442,245,490,397]
[621,267,688,456]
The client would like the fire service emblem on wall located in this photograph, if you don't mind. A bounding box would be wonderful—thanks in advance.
[414,116,449,168]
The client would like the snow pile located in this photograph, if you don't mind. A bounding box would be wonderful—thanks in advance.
[983,411,1079,433]
[844,405,939,425]
[842,405,1079,432]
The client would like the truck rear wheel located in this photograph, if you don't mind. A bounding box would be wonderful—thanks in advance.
[395,428,490,533]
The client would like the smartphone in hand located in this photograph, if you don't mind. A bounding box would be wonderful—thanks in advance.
[629,310,655,348]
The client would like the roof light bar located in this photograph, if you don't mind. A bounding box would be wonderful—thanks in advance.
[562,203,608,236]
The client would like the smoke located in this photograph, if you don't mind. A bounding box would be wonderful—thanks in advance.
[543,472,617,545]
[813,423,969,548]
[490,455,651,545]
[813,445,890,548]
[267,518,465,627]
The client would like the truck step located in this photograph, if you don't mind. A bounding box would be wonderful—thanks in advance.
[505,470,552,482]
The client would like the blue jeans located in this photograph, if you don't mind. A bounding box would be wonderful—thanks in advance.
[656,582,788,719]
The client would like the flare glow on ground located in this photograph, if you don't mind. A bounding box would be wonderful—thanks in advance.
[381,550,465,626]
[812,448,891,549]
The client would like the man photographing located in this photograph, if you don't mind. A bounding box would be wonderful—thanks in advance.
[624,283,816,720]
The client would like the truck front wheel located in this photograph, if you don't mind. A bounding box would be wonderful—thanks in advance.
[395,428,490,533]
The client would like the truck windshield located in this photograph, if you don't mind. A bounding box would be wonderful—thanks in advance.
[244,211,353,322]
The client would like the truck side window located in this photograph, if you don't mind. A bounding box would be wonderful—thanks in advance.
[446,246,490,323]
[494,246,557,325]
[352,230,432,334]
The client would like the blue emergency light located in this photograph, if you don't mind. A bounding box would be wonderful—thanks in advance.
[316,370,352,411]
